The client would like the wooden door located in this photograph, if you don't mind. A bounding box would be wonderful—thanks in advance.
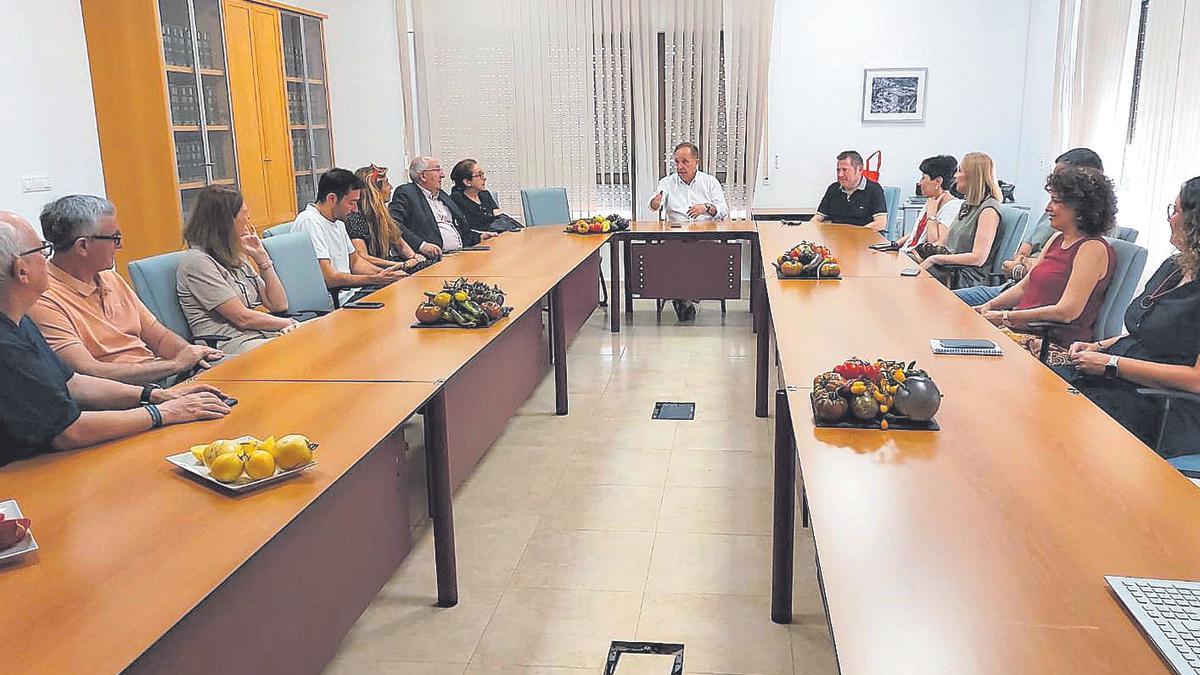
[225,0,295,228]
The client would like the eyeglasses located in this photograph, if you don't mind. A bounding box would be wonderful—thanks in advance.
[19,241,54,260]
[471,171,486,178]
[76,232,123,248]
[420,167,443,174]
[1168,203,1178,219]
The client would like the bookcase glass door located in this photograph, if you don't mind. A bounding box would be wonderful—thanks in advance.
[282,11,332,210]
[159,0,238,220]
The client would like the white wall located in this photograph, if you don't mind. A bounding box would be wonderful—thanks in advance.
[0,0,106,233]
[287,0,409,176]
[755,0,1059,211]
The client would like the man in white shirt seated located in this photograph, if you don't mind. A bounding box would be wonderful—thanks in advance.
[292,168,406,305]
[647,141,729,321]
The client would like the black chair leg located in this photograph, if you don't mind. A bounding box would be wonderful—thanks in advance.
[721,299,727,314]
[656,299,665,321]
[1154,399,1173,452]
[598,268,608,308]
[1038,331,1052,363]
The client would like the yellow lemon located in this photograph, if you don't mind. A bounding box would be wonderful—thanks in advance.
[235,436,259,457]
[275,434,313,470]
[245,450,276,480]
[209,452,246,483]
[188,444,208,464]
[257,435,277,459]
[202,439,239,468]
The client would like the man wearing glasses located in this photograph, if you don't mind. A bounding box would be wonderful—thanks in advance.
[28,195,223,385]
[0,211,230,467]
[389,156,497,257]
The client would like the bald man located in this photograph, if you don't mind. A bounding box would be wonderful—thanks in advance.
[0,211,230,466]
[389,156,497,257]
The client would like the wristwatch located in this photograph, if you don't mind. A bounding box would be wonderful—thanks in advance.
[706,203,715,216]
[1104,355,1121,379]
[140,383,163,404]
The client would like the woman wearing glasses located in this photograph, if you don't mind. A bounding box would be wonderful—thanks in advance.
[345,165,425,269]
[1057,176,1200,458]
[177,186,295,355]
[449,159,503,233]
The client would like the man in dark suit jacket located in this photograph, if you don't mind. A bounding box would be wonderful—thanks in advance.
[389,156,495,257]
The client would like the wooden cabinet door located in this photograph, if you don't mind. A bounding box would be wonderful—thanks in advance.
[225,0,295,227]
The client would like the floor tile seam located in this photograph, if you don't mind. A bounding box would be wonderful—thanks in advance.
[634,447,672,636]
[464,508,550,666]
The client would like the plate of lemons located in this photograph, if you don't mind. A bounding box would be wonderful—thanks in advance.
[166,434,317,492]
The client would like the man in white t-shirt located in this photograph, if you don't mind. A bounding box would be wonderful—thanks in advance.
[291,168,405,305]
[647,142,729,321]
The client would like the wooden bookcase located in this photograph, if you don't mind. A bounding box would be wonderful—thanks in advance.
[80,0,331,273]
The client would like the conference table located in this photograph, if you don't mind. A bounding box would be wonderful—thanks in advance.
[0,381,438,674]
[760,221,1200,673]
[607,220,762,332]
[4,216,1198,674]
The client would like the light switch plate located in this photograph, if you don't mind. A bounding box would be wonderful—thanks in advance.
[20,175,52,193]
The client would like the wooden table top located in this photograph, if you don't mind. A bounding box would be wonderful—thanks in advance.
[767,276,1069,394]
[411,225,609,278]
[787,386,1200,674]
[758,221,918,278]
[0,380,437,675]
[622,219,759,234]
[197,274,557,383]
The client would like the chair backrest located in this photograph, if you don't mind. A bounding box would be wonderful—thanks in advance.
[262,231,335,313]
[882,186,902,239]
[990,205,1030,275]
[1115,226,1139,243]
[128,251,194,342]
[263,221,294,238]
[1094,237,1149,340]
[520,187,571,226]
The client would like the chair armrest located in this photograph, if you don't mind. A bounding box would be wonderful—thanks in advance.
[986,271,1009,284]
[1136,388,1200,406]
[192,334,232,348]
[1023,320,1068,333]
[933,262,972,270]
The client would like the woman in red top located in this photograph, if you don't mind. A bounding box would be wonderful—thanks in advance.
[977,166,1117,363]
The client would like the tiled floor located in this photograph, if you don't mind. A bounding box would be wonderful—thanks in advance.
[324,298,837,675]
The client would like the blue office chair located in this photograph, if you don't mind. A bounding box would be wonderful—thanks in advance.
[262,231,335,315]
[1115,226,1138,243]
[262,221,294,238]
[519,186,607,307]
[1025,237,1147,361]
[128,252,229,347]
[882,186,902,240]
[520,187,571,227]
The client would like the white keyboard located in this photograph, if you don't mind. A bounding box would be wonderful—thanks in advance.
[1107,575,1200,674]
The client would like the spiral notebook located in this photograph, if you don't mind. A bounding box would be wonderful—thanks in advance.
[930,338,1003,356]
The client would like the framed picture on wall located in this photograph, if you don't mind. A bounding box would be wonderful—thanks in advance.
[862,68,928,122]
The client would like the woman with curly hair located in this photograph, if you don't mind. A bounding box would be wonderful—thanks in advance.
[1056,176,1200,458]
[975,166,1116,362]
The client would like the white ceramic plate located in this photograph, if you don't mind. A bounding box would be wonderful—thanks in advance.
[165,442,317,494]
[0,499,38,563]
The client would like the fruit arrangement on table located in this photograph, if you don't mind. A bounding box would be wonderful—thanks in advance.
[563,214,630,234]
[810,358,942,430]
[0,511,32,550]
[414,278,513,328]
[182,434,317,485]
[773,241,841,279]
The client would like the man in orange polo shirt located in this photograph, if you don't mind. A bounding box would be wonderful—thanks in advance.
[28,195,223,385]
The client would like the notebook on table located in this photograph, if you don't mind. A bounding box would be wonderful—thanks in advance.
[929,338,1003,356]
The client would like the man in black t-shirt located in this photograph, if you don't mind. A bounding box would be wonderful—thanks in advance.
[0,211,231,467]
[811,150,889,231]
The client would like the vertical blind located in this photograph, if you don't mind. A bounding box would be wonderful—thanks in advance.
[403,0,773,220]
[1054,0,1200,271]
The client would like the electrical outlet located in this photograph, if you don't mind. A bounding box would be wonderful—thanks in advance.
[20,175,52,193]
[762,175,771,185]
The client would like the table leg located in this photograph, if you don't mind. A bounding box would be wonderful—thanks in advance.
[423,390,458,608]
[551,283,569,415]
[749,237,761,322]
[755,281,770,418]
[772,387,795,624]
[622,238,633,317]
[609,237,621,333]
